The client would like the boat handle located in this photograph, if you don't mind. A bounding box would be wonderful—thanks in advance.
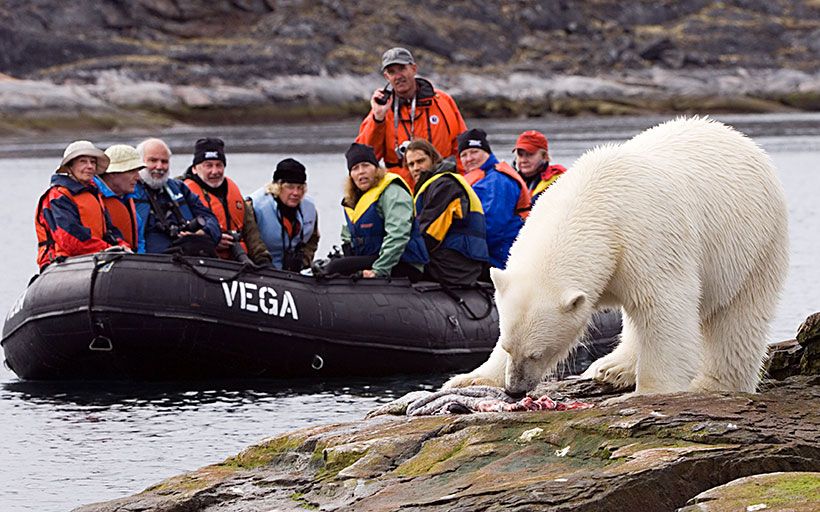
[311,354,324,370]
[89,335,113,351]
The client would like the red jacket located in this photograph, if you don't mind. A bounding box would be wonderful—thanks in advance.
[35,174,123,269]
[356,77,467,188]
[184,176,247,260]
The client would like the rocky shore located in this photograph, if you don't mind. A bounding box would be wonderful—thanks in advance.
[74,314,820,512]
[1,1,818,134]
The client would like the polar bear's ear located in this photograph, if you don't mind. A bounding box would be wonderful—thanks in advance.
[490,268,508,294]
[560,289,586,314]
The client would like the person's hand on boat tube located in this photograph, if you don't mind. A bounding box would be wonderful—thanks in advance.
[362,269,376,278]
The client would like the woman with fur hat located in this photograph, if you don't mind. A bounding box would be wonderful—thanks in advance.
[323,143,428,280]
[35,140,127,270]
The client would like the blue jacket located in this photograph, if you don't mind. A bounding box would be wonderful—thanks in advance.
[249,187,318,270]
[414,171,488,263]
[132,179,221,254]
[471,154,526,269]
[344,174,428,266]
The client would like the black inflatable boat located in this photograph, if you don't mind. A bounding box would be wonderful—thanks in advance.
[2,253,621,381]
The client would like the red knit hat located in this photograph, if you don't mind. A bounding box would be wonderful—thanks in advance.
[513,130,549,154]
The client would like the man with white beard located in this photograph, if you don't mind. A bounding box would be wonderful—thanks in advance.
[132,138,220,255]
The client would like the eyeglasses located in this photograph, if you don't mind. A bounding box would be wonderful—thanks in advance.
[280,182,306,191]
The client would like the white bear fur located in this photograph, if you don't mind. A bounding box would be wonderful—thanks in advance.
[444,117,789,396]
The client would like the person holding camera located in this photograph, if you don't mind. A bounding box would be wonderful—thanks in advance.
[323,143,428,280]
[35,140,128,270]
[133,138,221,256]
[355,47,467,189]
[182,138,271,265]
[247,158,319,271]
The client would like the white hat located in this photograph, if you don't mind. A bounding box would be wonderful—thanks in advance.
[103,144,145,174]
[58,140,109,174]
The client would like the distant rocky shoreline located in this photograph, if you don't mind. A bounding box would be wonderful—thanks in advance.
[1,67,818,136]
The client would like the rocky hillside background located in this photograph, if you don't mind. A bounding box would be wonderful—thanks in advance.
[0,0,819,132]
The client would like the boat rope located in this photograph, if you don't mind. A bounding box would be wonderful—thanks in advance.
[439,283,494,321]
[171,253,256,283]
[88,252,126,350]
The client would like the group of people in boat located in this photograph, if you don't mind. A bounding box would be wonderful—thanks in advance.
[34,47,567,286]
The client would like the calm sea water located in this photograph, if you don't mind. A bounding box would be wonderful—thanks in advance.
[1,113,818,511]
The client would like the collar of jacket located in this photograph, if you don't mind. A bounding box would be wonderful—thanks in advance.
[396,77,436,107]
[479,153,500,173]
[51,172,99,194]
[93,175,136,199]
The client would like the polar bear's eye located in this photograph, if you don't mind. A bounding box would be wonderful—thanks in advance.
[527,352,542,361]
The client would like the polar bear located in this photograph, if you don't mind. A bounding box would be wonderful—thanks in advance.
[445,117,789,397]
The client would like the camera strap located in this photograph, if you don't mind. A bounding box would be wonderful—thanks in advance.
[160,184,188,225]
[393,94,416,161]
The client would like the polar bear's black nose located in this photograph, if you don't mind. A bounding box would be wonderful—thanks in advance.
[506,389,526,399]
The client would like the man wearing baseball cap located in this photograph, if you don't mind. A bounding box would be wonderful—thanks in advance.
[94,144,145,250]
[513,130,567,204]
[355,47,467,188]
[35,140,127,269]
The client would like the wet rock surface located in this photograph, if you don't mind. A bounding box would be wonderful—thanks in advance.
[74,373,820,512]
[0,0,818,132]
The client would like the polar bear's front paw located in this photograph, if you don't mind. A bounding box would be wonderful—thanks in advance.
[580,354,636,389]
[443,372,503,389]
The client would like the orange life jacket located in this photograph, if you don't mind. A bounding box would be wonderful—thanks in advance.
[102,196,138,250]
[184,177,247,259]
[36,185,108,268]
[465,161,531,220]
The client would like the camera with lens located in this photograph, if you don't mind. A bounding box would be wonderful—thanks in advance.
[395,140,411,162]
[167,215,206,239]
[282,244,306,272]
[226,230,253,265]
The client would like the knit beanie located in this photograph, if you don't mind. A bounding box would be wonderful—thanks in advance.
[345,143,379,171]
[457,128,492,155]
[273,158,307,183]
[192,137,226,166]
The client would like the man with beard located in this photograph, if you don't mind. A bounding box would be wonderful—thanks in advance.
[182,137,271,265]
[132,138,220,255]
[356,47,467,188]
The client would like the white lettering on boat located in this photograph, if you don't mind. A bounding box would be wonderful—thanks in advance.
[6,288,27,321]
[221,281,299,320]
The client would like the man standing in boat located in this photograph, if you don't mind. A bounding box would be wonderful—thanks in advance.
[181,138,271,265]
[247,158,319,271]
[35,140,128,270]
[356,47,467,188]
[133,138,221,256]
[94,144,144,252]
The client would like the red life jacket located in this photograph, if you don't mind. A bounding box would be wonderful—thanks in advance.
[35,185,108,268]
[184,177,247,259]
[102,196,138,250]
[465,161,531,220]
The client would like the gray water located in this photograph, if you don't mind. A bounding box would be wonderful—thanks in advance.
[1,113,818,511]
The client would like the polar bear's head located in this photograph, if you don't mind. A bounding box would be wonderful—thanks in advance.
[492,268,593,396]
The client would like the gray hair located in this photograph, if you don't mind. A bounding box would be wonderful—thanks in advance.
[136,138,173,159]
